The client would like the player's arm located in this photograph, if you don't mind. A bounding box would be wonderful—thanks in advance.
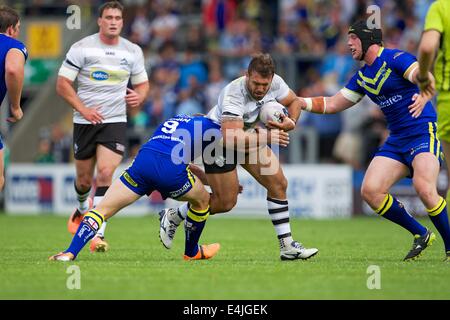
[221,114,289,152]
[417,30,441,95]
[5,49,25,122]
[56,75,104,125]
[126,80,150,108]
[266,89,299,131]
[405,64,436,118]
[299,89,358,114]
[127,46,150,108]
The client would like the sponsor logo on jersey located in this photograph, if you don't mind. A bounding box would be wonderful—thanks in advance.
[377,94,403,108]
[90,70,109,81]
[410,142,429,155]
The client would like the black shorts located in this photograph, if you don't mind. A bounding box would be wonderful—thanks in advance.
[73,122,127,160]
[202,145,239,174]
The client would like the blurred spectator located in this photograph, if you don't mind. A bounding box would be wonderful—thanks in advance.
[176,88,203,116]
[320,39,356,86]
[50,124,71,163]
[184,24,207,53]
[205,58,227,110]
[216,19,253,80]
[360,107,389,168]
[299,70,342,163]
[35,138,55,164]
[202,0,237,36]
[332,96,374,170]
[273,21,298,54]
[178,47,208,91]
[149,0,180,49]
[129,6,152,49]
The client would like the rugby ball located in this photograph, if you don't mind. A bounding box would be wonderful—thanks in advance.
[259,101,289,125]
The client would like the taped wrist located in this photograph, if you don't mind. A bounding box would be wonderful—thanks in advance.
[304,97,327,114]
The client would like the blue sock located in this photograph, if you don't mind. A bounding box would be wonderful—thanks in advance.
[427,197,450,252]
[184,205,210,257]
[375,194,427,236]
[65,210,104,258]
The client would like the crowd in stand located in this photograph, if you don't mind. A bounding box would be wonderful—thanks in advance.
[26,0,433,168]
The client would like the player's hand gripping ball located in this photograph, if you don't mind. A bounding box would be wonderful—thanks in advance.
[259,101,289,126]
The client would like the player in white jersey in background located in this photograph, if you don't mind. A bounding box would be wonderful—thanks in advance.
[160,53,318,260]
[56,1,149,252]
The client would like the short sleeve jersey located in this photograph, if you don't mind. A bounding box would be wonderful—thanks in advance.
[344,47,436,134]
[0,34,28,104]
[206,74,290,128]
[58,33,147,124]
[143,115,221,163]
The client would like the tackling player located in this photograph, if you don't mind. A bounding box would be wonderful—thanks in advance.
[416,0,450,262]
[56,1,149,252]
[49,115,225,261]
[0,5,27,190]
[159,53,319,261]
[300,20,450,261]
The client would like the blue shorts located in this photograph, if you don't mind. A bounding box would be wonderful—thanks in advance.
[376,122,443,177]
[0,135,3,150]
[119,148,195,199]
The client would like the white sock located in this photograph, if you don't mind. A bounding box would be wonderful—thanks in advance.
[79,199,90,213]
[267,197,293,249]
[96,221,107,238]
[170,202,189,225]
[75,183,90,213]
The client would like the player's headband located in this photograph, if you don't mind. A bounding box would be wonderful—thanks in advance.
[348,20,383,60]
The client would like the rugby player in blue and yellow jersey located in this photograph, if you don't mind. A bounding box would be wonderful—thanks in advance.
[49,115,223,261]
[0,6,27,190]
[299,20,450,261]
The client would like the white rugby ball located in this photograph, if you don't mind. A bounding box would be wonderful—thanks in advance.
[259,101,288,125]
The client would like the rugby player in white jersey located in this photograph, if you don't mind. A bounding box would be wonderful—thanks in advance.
[160,53,318,260]
[56,1,149,252]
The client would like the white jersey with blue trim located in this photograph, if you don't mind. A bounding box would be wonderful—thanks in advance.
[58,33,148,124]
[206,74,290,128]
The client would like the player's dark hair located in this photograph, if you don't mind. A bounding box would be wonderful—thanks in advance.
[0,5,19,33]
[247,53,275,78]
[98,1,124,18]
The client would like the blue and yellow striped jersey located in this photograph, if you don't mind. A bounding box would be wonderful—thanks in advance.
[143,115,221,163]
[345,47,436,134]
[0,34,28,104]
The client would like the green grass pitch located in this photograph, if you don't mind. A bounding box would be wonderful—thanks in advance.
[0,214,449,299]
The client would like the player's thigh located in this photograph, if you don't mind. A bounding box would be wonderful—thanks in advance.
[205,169,239,214]
[95,178,141,219]
[362,156,409,196]
[411,152,440,189]
[241,146,286,193]
[96,144,123,182]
